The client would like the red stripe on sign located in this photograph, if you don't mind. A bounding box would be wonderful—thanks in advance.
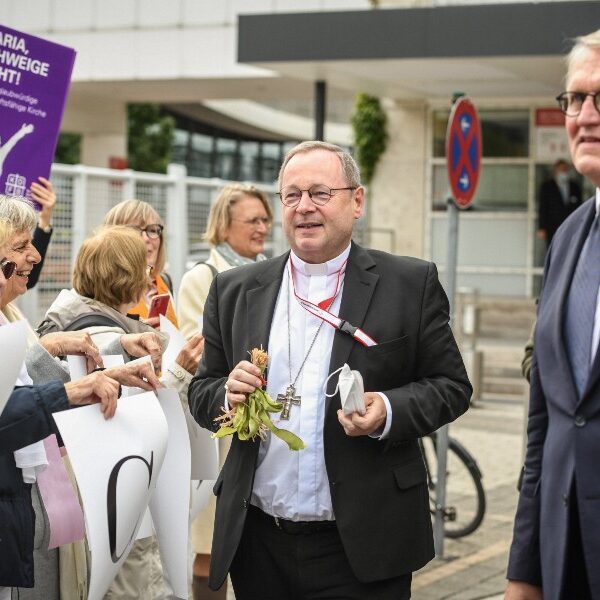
[535,108,565,127]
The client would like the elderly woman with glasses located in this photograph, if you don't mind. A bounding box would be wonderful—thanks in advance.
[0,203,160,600]
[103,199,178,328]
[178,183,273,341]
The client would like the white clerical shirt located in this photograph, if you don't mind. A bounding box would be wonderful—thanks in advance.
[250,245,391,521]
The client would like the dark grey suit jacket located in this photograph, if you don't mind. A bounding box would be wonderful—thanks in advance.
[508,197,600,598]
[189,243,471,590]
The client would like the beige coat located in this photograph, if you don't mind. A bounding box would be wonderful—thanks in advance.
[177,248,233,341]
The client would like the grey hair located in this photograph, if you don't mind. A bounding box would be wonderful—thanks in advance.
[277,141,362,189]
[0,195,38,233]
[566,29,600,85]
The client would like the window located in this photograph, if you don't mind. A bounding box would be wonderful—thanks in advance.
[433,109,529,158]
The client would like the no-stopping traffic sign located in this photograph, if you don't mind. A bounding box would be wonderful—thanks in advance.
[446,97,482,208]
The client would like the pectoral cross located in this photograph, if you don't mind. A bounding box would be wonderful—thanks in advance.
[277,384,301,420]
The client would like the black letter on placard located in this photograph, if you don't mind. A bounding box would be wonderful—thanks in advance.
[106,452,154,563]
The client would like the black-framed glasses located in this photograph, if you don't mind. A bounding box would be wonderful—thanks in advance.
[231,217,273,228]
[128,224,164,239]
[556,91,600,117]
[278,185,357,207]
[0,258,17,280]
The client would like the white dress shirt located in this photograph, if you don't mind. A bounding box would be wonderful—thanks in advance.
[250,245,391,521]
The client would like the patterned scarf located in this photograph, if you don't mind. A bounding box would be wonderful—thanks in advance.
[216,242,267,267]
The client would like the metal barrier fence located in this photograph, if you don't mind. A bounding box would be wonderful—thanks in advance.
[18,163,371,326]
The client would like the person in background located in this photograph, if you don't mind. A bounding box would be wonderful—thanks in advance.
[537,159,582,248]
[103,199,178,328]
[189,141,471,600]
[28,177,57,290]
[178,183,272,341]
[506,29,600,600]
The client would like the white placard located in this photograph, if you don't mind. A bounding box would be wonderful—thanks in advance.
[190,479,214,521]
[0,320,28,416]
[53,393,168,600]
[66,355,87,381]
[184,408,218,481]
[135,508,154,541]
[150,389,192,599]
[102,354,125,368]
[159,314,186,374]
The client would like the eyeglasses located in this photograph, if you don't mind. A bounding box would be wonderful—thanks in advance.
[231,217,272,228]
[278,185,357,207]
[0,258,17,280]
[556,91,600,117]
[128,224,164,239]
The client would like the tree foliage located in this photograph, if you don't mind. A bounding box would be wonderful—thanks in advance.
[127,103,175,173]
[54,132,81,165]
[351,94,388,185]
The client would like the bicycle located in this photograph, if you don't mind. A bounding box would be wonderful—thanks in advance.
[419,431,486,538]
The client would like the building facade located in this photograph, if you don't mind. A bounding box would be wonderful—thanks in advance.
[1,0,598,296]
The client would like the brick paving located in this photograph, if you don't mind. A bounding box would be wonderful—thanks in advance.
[412,393,526,600]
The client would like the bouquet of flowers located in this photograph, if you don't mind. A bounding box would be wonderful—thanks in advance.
[214,348,305,451]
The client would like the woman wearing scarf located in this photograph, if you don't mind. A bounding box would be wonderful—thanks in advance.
[177,184,272,340]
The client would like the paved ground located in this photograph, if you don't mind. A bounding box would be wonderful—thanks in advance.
[193,392,527,600]
[412,393,526,600]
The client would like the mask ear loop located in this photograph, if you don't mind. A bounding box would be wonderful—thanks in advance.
[323,366,345,397]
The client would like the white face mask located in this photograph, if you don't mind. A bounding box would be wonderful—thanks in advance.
[324,363,365,416]
[556,171,569,185]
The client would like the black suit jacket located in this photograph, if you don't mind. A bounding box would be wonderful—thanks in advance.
[538,178,582,243]
[507,198,600,598]
[189,243,471,590]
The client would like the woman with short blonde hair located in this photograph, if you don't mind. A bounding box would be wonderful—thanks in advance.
[178,183,273,340]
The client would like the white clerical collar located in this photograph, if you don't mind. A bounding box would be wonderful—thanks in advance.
[290,244,351,276]
[595,188,600,217]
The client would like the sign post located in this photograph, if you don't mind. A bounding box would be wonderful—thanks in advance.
[434,95,482,557]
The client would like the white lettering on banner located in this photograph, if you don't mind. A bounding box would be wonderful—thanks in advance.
[0,32,27,53]
[0,87,38,105]
[0,50,49,77]
[27,106,46,118]
[0,66,20,85]
[0,97,26,112]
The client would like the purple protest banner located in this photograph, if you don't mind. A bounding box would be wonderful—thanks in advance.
[0,25,75,205]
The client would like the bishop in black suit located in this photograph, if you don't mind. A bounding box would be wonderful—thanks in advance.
[189,141,471,600]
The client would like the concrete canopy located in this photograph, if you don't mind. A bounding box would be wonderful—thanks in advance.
[237,1,600,102]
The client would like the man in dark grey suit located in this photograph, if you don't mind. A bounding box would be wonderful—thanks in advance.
[506,29,600,600]
[189,141,471,599]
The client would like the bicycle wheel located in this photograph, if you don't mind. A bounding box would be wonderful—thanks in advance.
[421,435,486,539]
